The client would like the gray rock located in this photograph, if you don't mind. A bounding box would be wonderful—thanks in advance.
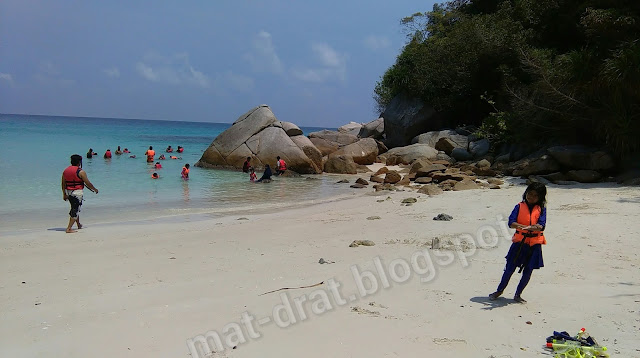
[350,183,366,189]
[338,122,363,136]
[512,154,561,176]
[281,121,303,136]
[469,138,490,158]
[547,145,614,170]
[417,184,443,196]
[349,240,376,247]
[566,170,602,183]
[382,93,448,148]
[197,105,322,173]
[325,155,358,174]
[355,178,369,185]
[358,118,384,139]
[378,143,439,164]
[329,138,379,165]
[433,213,453,221]
[366,216,381,220]
[450,148,473,161]
[401,198,417,204]
[336,179,350,183]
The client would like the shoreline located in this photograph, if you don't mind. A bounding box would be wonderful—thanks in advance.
[1,179,639,357]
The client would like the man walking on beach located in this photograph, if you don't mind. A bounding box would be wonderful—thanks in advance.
[61,154,99,233]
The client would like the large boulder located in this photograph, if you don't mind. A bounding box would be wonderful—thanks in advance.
[324,155,358,174]
[337,122,363,136]
[547,145,615,171]
[377,144,439,165]
[469,138,490,158]
[309,130,359,147]
[358,118,384,139]
[382,93,448,148]
[197,105,323,173]
[309,137,339,156]
[281,121,303,136]
[412,130,468,149]
[511,154,562,176]
[328,138,379,165]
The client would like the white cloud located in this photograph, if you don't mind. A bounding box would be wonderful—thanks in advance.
[136,53,210,88]
[219,71,254,93]
[0,73,14,85]
[103,67,120,78]
[364,35,391,51]
[33,61,75,87]
[291,43,347,83]
[244,30,284,74]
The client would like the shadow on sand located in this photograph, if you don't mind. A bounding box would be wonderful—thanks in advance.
[47,227,70,232]
[469,296,515,310]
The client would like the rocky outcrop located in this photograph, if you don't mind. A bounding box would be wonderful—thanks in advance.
[382,93,448,148]
[377,144,439,165]
[358,118,384,139]
[324,155,358,174]
[547,145,615,171]
[328,138,379,165]
[196,105,323,173]
[338,122,363,137]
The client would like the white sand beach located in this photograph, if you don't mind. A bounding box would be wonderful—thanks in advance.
[1,178,639,357]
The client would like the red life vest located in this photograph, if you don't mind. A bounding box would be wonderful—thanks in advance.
[512,202,546,245]
[177,148,184,153]
[63,166,84,190]
[278,159,286,171]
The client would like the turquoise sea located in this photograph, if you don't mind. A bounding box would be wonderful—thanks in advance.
[0,114,354,233]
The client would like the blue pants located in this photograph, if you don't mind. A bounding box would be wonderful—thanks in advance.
[496,261,533,295]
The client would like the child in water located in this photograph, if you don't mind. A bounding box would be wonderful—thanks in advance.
[249,167,257,182]
[151,172,159,179]
[154,162,162,169]
[181,163,190,180]
[489,182,548,303]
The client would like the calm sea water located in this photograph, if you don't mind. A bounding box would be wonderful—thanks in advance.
[0,114,354,232]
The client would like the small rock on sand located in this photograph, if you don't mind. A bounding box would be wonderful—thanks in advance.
[349,240,375,247]
[433,213,453,221]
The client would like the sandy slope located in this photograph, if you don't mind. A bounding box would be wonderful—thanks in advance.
[1,178,638,357]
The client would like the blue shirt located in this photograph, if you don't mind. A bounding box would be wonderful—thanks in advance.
[508,203,547,229]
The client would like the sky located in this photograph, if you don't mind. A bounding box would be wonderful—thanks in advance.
[0,1,438,127]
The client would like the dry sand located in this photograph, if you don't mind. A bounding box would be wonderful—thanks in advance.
[1,178,639,357]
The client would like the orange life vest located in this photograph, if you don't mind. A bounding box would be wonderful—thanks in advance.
[182,167,190,178]
[512,202,546,245]
[63,166,84,190]
[278,159,286,171]
[146,150,155,162]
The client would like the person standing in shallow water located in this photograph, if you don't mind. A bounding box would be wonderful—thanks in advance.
[181,163,190,180]
[489,182,548,303]
[61,154,98,233]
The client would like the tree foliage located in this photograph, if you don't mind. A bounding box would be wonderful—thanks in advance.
[375,0,640,157]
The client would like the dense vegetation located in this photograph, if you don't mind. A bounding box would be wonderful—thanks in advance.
[375,0,640,157]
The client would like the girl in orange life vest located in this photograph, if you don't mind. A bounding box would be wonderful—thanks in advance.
[489,182,547,303]
[145,146,155,162]
[181,163,190,180]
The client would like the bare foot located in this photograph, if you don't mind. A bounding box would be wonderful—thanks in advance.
[77,223,83,229]
[66,229,77,233]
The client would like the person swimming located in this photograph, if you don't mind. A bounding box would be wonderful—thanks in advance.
[154,162,162,169]
[123,148,130,153]
[151,172,159,179]
[166,145,173,153]
[177,146,184,153]
[115,146,123,155]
